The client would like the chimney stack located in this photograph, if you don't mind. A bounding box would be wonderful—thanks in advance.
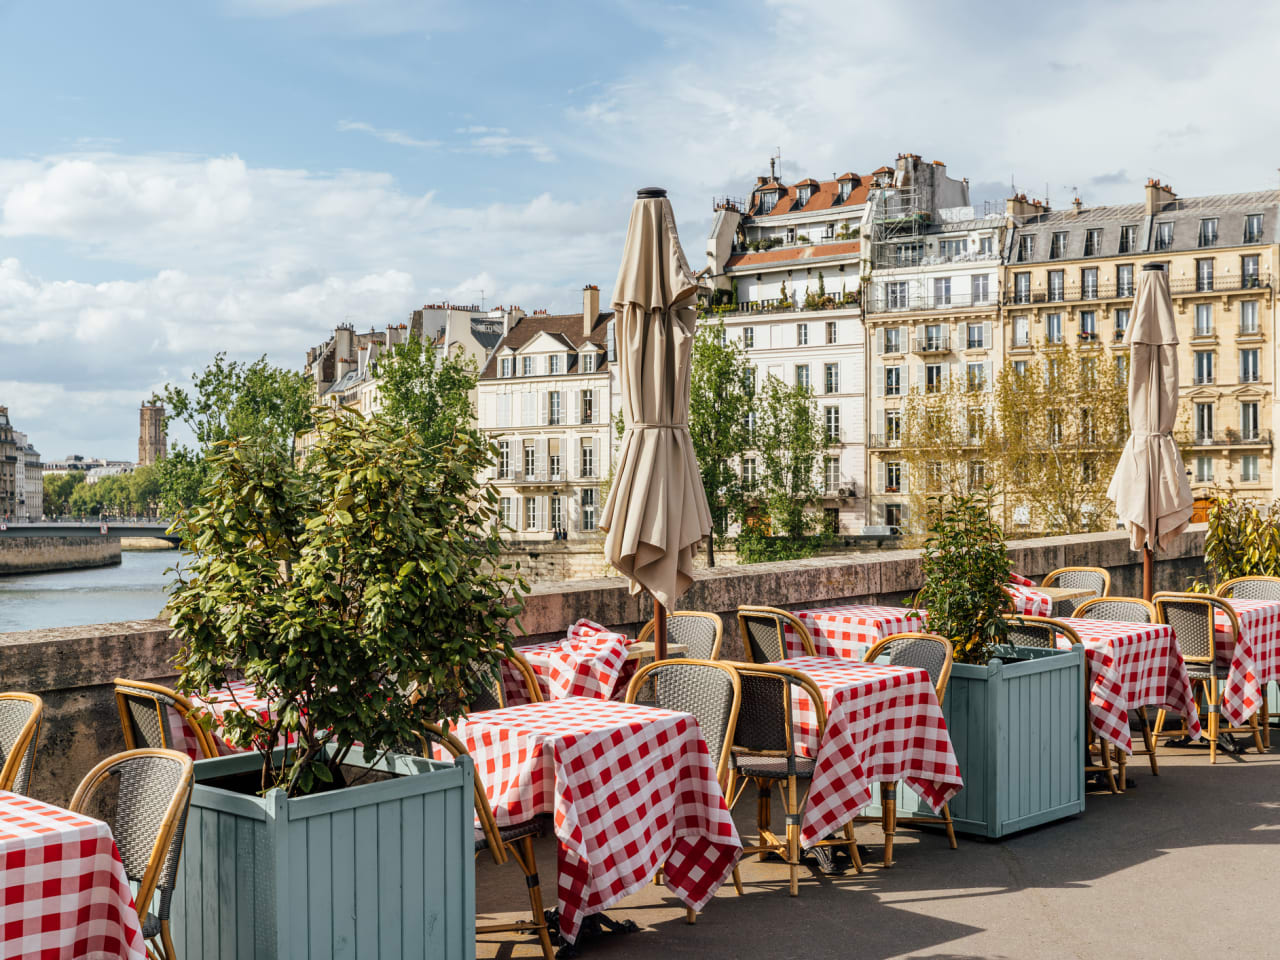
[583,284,600,337]
[1005,193,1046,218]
[1072,196,1083,214]
[1144,178,1176,216]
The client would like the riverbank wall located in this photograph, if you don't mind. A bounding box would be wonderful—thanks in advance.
[0,536,121,575]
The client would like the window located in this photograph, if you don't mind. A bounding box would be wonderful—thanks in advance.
[500,357,514,378]
[549,448,561,480]
[838,180,851,202]
[824,363,839,394]
[885,461,902,493]
[885,410,902,444]
[743,326,754,348]
[825,406,840,442]
[939,238,968,259]
[1118,225,1136,254]
[972,274,990,303]
[1047,357,1061,386]
[1048,409,1063,444]
[524,444,537,480]
[525,497,538,531]
[887,281,909,309]
[606,320,617,362]
[1047,313,1064,344]
[933,277,952,306]
[580,489,597,531]
[1196,457,1213,483]
[1081,357,1097,389]
[1115,354,1129,386]
[743,410,756,436]
[499,496,516,529]
[498,440,511,479]
[795,364,810,390]
[522,356,534,377]
[896,243,923,266]
[1240,349,1260,383]
[1114,308,1130,340]
[1244,213,1264,244]
[581,390,594,424]
[742,457,757,491]
[1117,264,1134,297]
[883,327,901,354]
[758,189,778,214]
[1154,222,1174,251]
[884,366,902,396]
[549,354,562,375]
[1049,231,1068,259]
[1196,402,1214,441]
[716,326,726,346]
[926,364,944,393]
[1014,315,1030,346]
[743,366,756,397]
[1198,218,1218,247]
[1017,235,1034,262]
[966,362,985,392]
[924,323,945,351]
[968,461,986,490]
[1194,303,1213,336]
[1242,255,1260,288]
[968,407,985,443]
[550,495,563,532]
[980,236,993,256]
[1241,301,1259,334]
[824,457,839,493]
[1196,258,1214,292]
[884,503,903,529]
[581,351,596,373]
[967,322,984,350]
[580,439,595,478]
[1048,270,1064,302]
[1080,458,1096,483]
[796,323,809,346]
[1080,311,1097,338]
[1014,360,1028,377]
[825,321,837,345]
[548,391,561,425]
[1082,267,1098,299]
[1014,272,1031,304]
[1242,402,1260,440]
[1194,351,1214,385]
[1084,228,1102,257]
[925,462,943,492]
[1243,456,1260,483]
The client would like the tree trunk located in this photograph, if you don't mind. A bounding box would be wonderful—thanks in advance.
[706,530,716,568]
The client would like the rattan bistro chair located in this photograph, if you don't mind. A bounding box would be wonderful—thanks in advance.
[1215,577,1280,744]
[0,693,43,795]
[1042,566,1111,615]
[1153,592,1264,763]
[114,679,221,759]
[418,724,555,960]
[464,651,542,712]
[70,749,194,960]
[1074,597,1161,783]
[736,606,816,662]
[637,611,725,661]
[857,633,955,866]
[726,664,861,896]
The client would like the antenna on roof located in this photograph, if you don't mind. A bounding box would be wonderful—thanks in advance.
[771,147,782,183]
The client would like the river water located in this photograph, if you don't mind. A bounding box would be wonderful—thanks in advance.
[0,549,181,633]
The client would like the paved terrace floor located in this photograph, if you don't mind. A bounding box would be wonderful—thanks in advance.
[476,739,1280,959]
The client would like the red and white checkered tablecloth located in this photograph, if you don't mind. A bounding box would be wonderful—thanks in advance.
[1005,584,1052,617]
[785,605,926,660]
[0,791,147,960]
[503,621,636,705]
[1216,598,1280,726]
[450,698,740,945]
[1055,618,1201,752]
[168,679,285,760]
[770,656,963,849]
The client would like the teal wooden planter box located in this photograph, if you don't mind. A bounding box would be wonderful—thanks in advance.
[865,645,1087,838]
[169,748,475,960]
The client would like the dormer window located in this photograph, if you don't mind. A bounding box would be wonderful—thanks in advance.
[581,351,596,374]
[759,189,779,214]
[500,357,513,378]
[797,186,814,206]
[521,356,533,377]
[837,182,851,202]
[549,354,562,375]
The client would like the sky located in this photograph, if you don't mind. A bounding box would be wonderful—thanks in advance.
[2,0,1279,459]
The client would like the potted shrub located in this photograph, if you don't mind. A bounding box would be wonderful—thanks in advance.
[870,491,1087,838]
[165,408,527,959]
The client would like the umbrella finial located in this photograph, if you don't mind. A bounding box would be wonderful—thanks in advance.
[636,187,667,199]
[1142,262,1166,271]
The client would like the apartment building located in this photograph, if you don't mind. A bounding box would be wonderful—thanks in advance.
[702,160,874,532]
[861,155,998,529]
[1005,180,1280,498]
[477,286,617,540]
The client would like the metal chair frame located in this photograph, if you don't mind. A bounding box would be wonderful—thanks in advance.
[637,611,725,661]
[735,606,816,663]
[113,679,221,759]
[0,692,43,795]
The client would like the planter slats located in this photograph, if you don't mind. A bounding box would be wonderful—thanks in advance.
[171,750,474,960]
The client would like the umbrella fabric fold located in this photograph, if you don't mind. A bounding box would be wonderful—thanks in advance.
[1107,266,1193,552]
[600,195,712,611]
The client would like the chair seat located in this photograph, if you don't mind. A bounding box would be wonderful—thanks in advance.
[734,755,816,780]
[142,912,161,939]
[476,816,545,851]
[1185,663,1228,681]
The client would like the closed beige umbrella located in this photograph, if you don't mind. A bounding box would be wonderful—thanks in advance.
[1107,263,1194,598]
[601,188,712,655]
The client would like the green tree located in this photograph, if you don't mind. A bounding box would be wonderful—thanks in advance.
[128,464,162,519]
[371,336,479,452]
[755,374,825,540]
[69,479,102,518]
[43,472,85,517]
[154,354,314,512]
[688,320,753,565]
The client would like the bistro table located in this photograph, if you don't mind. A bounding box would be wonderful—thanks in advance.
[0,790,147,960]
[1215,597,1280,731]
[768,655,963,850]
[1054,617,1201,754]
[784,605,925,660]
[502,639,687,705]
[1040,585,1098,616]
[449,697,740,946]
[168,679,284,760]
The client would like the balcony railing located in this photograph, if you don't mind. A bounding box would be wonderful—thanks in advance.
[866,291,997,315]
[1003,274,1271,306]
[911,334,951,354]
[1182,429,1273,447]
[868,434,902,449]
[700,294,860,320]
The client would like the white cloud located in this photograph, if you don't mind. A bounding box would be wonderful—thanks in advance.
[336,120,441,150]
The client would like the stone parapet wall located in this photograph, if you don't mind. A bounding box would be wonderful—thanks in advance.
[0,525,1206,806]
[0,535,120,575]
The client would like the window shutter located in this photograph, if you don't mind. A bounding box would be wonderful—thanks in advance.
[591,437,599,475]
[572,439,580,478]
[874,366,883,397]
[537,438,547,479]
[875,328,883,355]
[902,364,909,392]
[572,390,581,425]
[540,391,549,426]
[984,361,993,392]
[876,460,885,493]
[594,389,603,424]
[521,392,533,426]
[983,321,992,349]
[540,496,548,531]
[901,463,910,494]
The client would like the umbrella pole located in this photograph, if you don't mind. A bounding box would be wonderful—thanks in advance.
[652,594,668,661]
[1143,546,1154,602]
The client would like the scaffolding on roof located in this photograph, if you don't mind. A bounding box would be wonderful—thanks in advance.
[867,180,930,269]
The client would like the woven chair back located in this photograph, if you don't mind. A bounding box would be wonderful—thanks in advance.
[867,633,953,702]
[1004,618,1058,649]
[1074,597,1155,624]
[627,659,739,784]
[738,611,786,663]
[1153,594,1227,663]
[115,683,180,751]
[1218,577,1280,601]
[0,694,41,795]
[666,613,723,661]
[1044,567,1109,614]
